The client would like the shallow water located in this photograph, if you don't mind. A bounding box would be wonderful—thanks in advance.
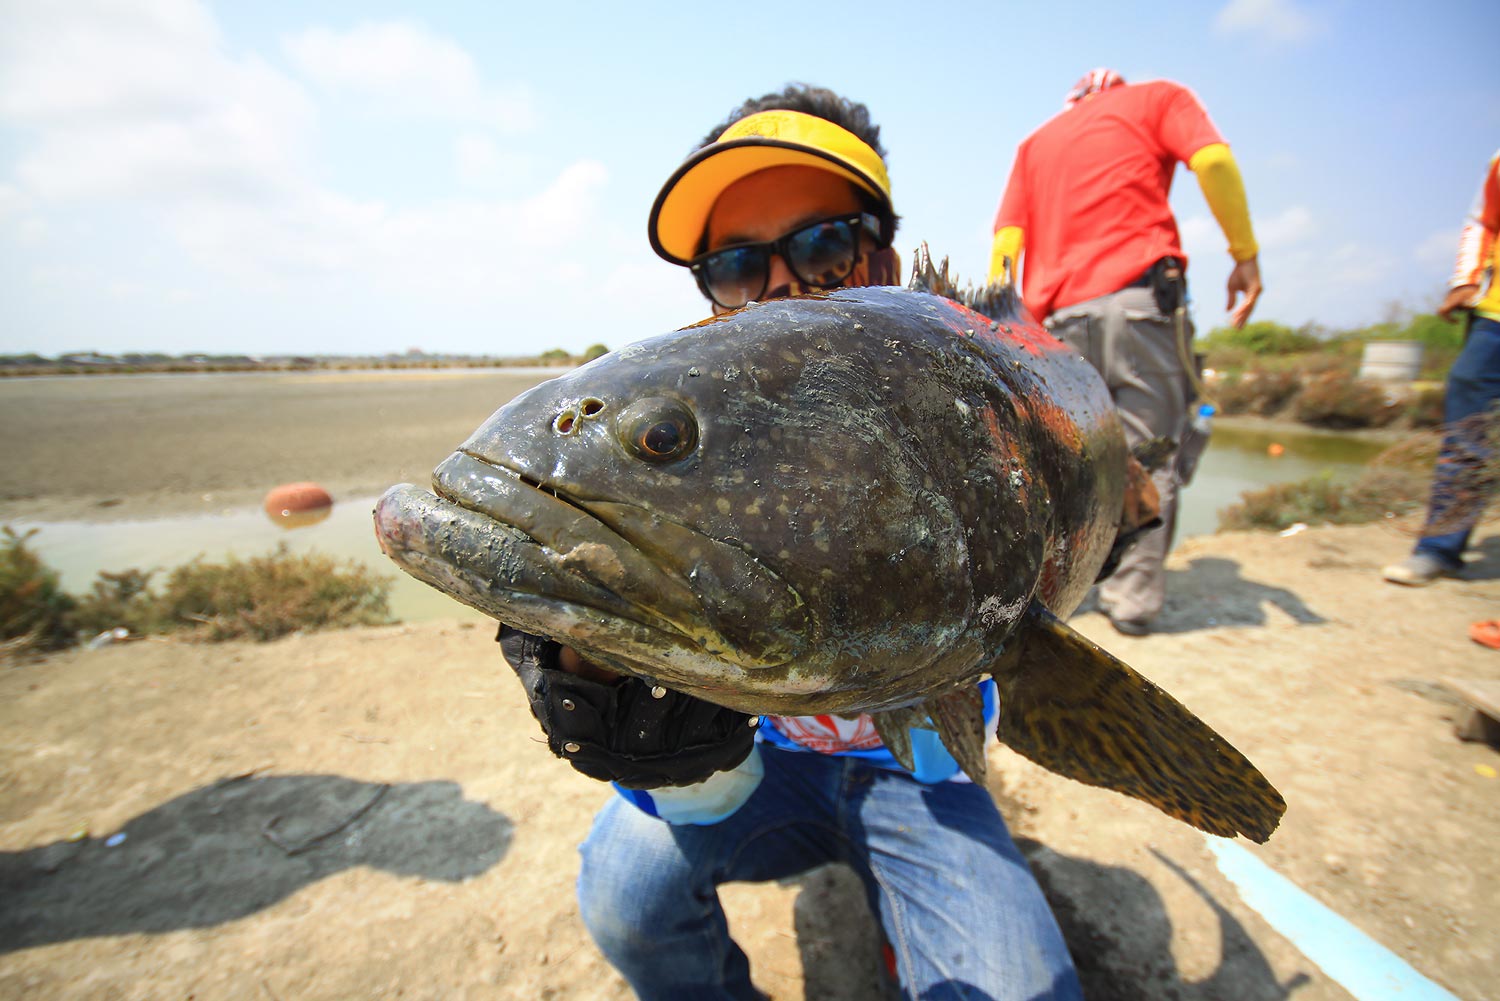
[13,423,1387,624]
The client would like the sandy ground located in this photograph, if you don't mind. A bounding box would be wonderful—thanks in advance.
[2,372,1499,1000]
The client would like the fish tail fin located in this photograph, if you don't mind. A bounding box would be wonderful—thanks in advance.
[995,602,1285,842]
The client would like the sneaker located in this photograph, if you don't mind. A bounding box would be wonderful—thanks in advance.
[1109,615,1151,637]
[1381,553,1460,587]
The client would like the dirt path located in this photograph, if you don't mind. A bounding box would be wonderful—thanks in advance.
[2,370,1496,998]
[3,517,1497,1000]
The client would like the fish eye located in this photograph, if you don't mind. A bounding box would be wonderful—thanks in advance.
[617,397,698,464]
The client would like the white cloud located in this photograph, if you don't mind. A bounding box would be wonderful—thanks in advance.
[454,132,537,187]
[1215,0,1320,44]
[0,1,314,203]
[1179,204,1314,263]
[1255,205,1315,249]
[0,0,611,343]
[1178,214,1220,254]
[283,21,533,131]
[455,133,503,183]
[1415,228,1460,267]
[0,182,26,219]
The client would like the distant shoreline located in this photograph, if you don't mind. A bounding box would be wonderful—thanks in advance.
[0,359,583,379]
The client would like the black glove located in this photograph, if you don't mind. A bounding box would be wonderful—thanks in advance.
[497,625,757,789]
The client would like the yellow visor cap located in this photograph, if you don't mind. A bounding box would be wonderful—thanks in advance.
[648,109,893,265]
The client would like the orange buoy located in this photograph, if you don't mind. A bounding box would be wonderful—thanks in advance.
[1267,443,1285,457]
[264,482,333,528]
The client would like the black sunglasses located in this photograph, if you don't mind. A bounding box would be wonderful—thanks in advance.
[689,212,887,311]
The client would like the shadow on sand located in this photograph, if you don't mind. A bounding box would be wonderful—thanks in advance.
[1150,556,1326,635]
[1460,533,1500,581]
[787,838,1311,1001]
[0,773,512,952]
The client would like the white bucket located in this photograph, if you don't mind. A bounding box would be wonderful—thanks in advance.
[1358,340,1424,382]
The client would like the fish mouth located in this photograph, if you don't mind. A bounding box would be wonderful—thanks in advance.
[373,451,809,673]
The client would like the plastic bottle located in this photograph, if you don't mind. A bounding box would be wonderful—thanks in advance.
[1176,402,1215,484]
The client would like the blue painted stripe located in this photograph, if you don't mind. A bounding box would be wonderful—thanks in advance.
[1205,838,1459,1000]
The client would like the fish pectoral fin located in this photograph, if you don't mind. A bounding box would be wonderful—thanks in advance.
[872,707,925,773]
[925,687,988,784]
[994,602,1286,843]
[1130,435,1177,472]
[873,689,989,783]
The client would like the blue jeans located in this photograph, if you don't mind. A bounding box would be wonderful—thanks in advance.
[576,745,1082,1001]
[1416,315,1500,568]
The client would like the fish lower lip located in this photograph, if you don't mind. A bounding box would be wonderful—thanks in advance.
[423,453,810,669]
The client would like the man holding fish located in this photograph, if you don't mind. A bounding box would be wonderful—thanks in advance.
[500,85,1084,1001]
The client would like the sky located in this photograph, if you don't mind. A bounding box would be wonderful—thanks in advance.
[1,0,1497,359]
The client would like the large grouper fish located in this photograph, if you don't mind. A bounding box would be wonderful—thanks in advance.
[374,254,1286,843]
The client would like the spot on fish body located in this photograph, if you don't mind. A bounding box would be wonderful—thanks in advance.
[715,498,731,515]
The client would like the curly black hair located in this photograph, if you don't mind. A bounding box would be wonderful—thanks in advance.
[693,83,897,238]
[696,83,887,161]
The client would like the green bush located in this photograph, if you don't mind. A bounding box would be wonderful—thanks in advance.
[1404,386,1447,428]
[0,527,77,653]
[1,537,395,652]
[1218,468,1429,531]
[73,568,171,638]
[1384,313,1466,351]
[1200,321,1320,356]
[1292,371,1401,429]
[158,547,393,642]
[1214,369,1303,416]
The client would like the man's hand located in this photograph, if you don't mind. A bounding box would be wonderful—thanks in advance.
[1439,284,1479,322]
[558,645,621,684]
[1226,257,1262,329]
[498,626,757,789]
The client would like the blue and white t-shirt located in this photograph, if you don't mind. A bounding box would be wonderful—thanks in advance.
[614,679,999,824]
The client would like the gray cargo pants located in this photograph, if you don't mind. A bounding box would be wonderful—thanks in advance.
[1047,285,1195,626]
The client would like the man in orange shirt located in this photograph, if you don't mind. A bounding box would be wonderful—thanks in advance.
[1383,149,1500,586]
[990,68,1263,636]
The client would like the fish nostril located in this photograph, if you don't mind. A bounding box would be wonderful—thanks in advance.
[554,410,577,435]
[580,398,606,418]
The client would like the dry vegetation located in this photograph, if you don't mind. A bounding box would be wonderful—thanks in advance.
[0,531,392,657]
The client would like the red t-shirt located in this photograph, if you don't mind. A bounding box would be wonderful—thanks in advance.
[994,80,1225,321]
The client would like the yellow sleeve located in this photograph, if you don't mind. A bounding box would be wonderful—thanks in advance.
[989,226,1024,283]
[1189,143,1258,262]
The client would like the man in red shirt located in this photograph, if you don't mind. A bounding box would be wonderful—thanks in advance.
[990,68,1263,635]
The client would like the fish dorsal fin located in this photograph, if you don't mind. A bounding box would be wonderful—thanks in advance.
[906,244,959,298]
[906,243,1024,323]
[994,601,1286,842]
